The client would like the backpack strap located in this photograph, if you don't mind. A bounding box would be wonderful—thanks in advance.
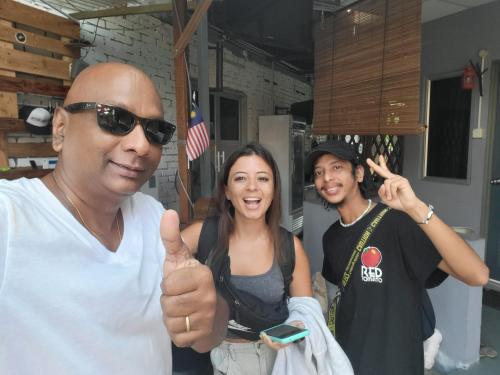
[279,227,295,297]
[196,216,219,265]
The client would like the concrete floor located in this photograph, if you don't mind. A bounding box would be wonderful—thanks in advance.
[429,305,500,375]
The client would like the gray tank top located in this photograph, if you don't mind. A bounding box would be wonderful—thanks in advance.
[230,259,285,304]
[226,259,286,339]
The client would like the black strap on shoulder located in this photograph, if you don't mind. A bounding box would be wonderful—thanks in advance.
[279,227,295,296]
[196,217,295,296]
[196,216,219,265]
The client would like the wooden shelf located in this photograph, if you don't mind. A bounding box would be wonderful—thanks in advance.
[8,142,57,158]
[0,167,51,180]
[0,47,71,80]
[0,117,24,131]
[0,0,78,170]
[0,0,80,39]
[0,76,69,97]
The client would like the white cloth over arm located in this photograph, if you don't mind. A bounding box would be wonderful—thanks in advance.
[271,296,353,375]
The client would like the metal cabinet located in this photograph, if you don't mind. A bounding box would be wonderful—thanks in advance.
[259,115,305,234]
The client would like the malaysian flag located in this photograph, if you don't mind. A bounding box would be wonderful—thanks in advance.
[186,104,210,161]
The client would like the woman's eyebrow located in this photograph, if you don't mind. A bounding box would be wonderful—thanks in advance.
[231,171,248,176]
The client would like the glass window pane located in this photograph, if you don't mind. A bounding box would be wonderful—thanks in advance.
[427,77,471,179]
[209,94,215,140]
[220,97,239,141]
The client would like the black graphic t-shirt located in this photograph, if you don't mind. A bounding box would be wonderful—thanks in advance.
[322,203,447,375]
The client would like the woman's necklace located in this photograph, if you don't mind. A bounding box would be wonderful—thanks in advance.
[339,199,372,228]
[51,173,121,244]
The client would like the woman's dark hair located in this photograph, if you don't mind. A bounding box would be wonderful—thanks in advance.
[212,142,285,263]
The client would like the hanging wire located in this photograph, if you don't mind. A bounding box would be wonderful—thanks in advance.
[81,17,101,60]
[175,170,195,210]
[41,0,167,32]
[37,0,80,22]
[103,23,166,32]
[60,0,84,12]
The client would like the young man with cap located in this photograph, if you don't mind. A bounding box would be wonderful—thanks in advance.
[305,140,489,375]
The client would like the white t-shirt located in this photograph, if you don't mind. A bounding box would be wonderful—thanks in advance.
[0,178,171,375]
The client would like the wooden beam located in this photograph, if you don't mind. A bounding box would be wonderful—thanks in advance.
[61,39,74,87]
[0,90,17,118]
[0,47,71,80]
[0,118,25,132]
[70,1,196,20]
[0,132,7,167]
[0,76,69,97]
[8,142,57,158]
[173,0,190,225]
[0,24,80,58]
[0,0,80,39]
[0,20,15,168]
[174,0,213,58]
[0,23,17,120]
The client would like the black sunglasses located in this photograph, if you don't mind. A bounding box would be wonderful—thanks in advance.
[63,102,176,145]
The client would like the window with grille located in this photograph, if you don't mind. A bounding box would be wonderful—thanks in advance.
[423,76,471,180]
[311,133,404,182]
[314,134,402,173]
[338,134,404,174]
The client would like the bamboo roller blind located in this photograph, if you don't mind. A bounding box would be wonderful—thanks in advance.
[313,0,424,135]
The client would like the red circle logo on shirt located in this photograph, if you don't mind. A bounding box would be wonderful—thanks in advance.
[361,247,382,268]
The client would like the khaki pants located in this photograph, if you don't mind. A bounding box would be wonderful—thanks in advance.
[210,341,277,375]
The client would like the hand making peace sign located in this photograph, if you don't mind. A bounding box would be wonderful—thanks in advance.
[366,155,421,214]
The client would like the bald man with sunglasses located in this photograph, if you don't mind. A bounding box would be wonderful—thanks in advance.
[0,62,228,374]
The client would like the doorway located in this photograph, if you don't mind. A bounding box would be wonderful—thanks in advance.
[209,90,246,181]
[189,90,245,204]
[486,61,500,286]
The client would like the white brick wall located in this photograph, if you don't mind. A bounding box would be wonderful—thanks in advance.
[13,0,312,210]
[207,48,312,141]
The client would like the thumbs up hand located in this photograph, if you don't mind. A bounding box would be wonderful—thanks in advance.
[159,210,219,350]
[161,209,199,276]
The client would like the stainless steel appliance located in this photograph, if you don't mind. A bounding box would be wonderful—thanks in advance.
[259,115,305,234]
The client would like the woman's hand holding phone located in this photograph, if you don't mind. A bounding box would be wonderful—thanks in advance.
[260,321,308,350]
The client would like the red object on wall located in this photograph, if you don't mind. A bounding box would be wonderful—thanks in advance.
[462,65,475,90]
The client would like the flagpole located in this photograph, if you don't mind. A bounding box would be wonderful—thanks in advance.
[173,0,191,225]
[197,12,212,198]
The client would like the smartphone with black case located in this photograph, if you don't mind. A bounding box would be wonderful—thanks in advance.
[261,323,309,344]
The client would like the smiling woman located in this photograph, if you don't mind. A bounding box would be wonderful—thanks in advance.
[175,143,315,374]
[224,155,275,224]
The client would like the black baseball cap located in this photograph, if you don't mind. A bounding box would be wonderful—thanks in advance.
[305,140,360,175]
